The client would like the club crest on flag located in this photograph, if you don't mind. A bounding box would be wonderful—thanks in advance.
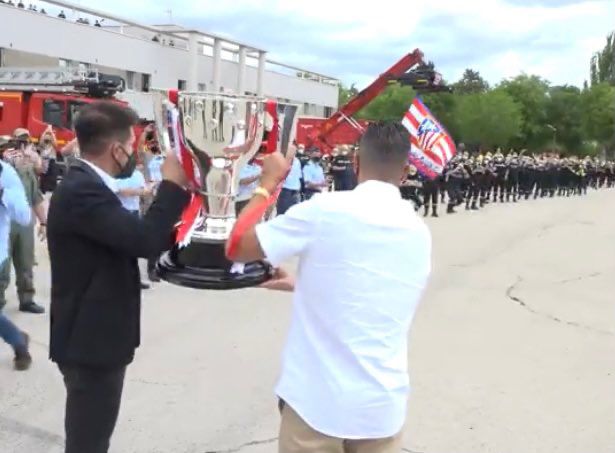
[401,97,457,180]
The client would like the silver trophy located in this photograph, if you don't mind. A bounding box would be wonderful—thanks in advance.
[153,91,272,289]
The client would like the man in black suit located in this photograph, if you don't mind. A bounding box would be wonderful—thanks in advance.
[47,102,190,453]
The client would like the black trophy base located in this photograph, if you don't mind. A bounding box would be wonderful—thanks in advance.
[156,241,272,290]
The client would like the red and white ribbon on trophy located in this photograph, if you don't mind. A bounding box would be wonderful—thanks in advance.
[226,100,288,261]
[264,100,279,154]
[167,89,205,248]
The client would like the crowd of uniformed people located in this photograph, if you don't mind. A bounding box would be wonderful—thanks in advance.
[399,149,614,217]
[264,143,615,219]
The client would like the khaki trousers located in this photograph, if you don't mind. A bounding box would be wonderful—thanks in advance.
[278,403,404,453]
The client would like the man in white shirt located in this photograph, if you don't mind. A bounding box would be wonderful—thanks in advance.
[144,146,165,283]
[116,168,148,216]
[116,167,152,290]
[228,122,432,452]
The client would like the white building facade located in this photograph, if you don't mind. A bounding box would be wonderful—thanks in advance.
[0,0,339,118]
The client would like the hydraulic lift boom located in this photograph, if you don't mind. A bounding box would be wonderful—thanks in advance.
[306,49,449,153]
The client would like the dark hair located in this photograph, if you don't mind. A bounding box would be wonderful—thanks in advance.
[359,121,410,167]
[74,102,138,156]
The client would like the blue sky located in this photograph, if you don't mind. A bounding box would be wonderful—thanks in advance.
[79,0,614,88]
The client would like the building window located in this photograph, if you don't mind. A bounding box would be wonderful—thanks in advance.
[126,71,135,90]
[58,59,70,68]
[142,74,151,92]
[324,107,333,117]
[198,83,206,91]
[43,99,66,129]
[303,103,310,115]
[178,79,187,90]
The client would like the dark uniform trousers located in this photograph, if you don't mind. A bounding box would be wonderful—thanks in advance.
[59,365,126,453]
[277,188,300,215]
[0,221,36,308]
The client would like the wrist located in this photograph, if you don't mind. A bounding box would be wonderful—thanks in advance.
[260,177,279,194]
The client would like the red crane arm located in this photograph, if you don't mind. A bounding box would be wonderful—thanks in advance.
[307,49,425,152]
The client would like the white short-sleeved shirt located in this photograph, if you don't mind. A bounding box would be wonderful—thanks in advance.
[115,170,145,212]
[255,180,432,439]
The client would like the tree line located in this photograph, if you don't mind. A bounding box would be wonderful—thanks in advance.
[339,32,615,156]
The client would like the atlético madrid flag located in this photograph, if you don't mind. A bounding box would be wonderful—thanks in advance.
[401,97,456,180]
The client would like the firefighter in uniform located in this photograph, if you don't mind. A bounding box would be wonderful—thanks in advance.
[399,164,423,211]
[492,149,507,202]
[422,171,440,217]
[0,130,46,314]
[330,145,356,191]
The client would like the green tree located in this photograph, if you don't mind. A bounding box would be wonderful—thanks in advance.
[356,83,416,122]
[590,32,615,86]
[421,92,458,138]
[454,90,522,149]
[546,85,584,153]
[454,69,489,94]
[582,82,615,149]
[338,83,359,107]
[498,74,551,149]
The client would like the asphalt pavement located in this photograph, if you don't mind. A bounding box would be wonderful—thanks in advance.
[1,189,613,453]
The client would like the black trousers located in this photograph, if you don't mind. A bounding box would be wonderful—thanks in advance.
[333,172,357,191]
[235,200,250,215]
[277,188,299,215]
[422,181,439,208]
[59,364,127,453]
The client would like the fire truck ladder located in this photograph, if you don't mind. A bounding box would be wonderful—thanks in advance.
[0,67,124,97]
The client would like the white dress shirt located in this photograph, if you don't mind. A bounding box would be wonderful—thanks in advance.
[79,159,117,193]
[255,180,432,439]
[115,170,146,212]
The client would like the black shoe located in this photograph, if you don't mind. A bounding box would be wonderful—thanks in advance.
[447,205,456,214]
[148,270,161,283]
[471,203,479,211]
[431,210,439,218]
[140,282,151,290]
[19,302,45,314]
[14,332,32,371]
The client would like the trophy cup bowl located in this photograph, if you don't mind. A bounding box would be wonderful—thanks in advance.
[153,91,272,290]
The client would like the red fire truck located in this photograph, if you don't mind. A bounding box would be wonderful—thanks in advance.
[0,67,143,147]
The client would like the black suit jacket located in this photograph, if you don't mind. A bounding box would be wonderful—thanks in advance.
[48,161,189,368]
